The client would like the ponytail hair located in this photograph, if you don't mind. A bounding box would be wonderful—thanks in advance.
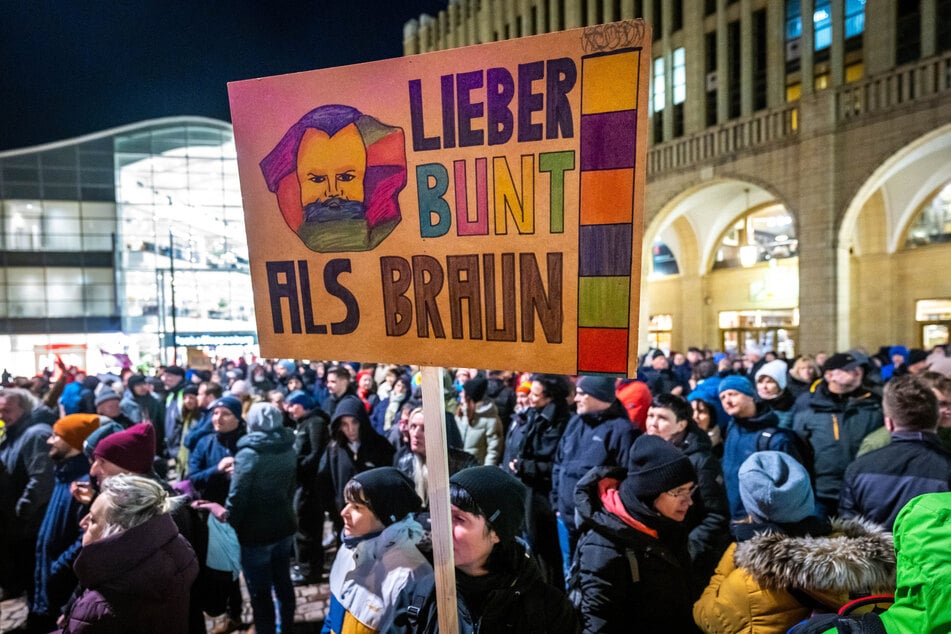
[98,473,182,538]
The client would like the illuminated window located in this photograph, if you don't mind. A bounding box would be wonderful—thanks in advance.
[845,62,864,83]
[845,0,866,38]
[904,182,951,249]
[651,241,680,276]
[713,207,798,270]
[814,0,831,51]
[653,57,666,112]
[673,48,686,104]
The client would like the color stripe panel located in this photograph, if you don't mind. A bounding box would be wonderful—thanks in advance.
[578,224,633,276]
[577,327,629,373]
[579,169,634,225]
[578,276,630,327]
[579,110,637,171]
[581,51,640,114]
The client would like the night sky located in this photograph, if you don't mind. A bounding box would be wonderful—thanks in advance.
[0,0,447,151]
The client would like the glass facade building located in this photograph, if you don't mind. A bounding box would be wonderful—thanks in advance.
[0,117,255,376]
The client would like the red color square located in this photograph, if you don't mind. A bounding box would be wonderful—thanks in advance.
[577,327,629,374]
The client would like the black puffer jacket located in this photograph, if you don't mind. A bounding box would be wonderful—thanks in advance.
[413,542,580,634]
[514,399,571,495]
[574,466,700,634]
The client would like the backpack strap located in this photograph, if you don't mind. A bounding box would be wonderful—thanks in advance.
[756,429,775,452]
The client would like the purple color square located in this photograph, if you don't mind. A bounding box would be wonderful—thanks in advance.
[579,224,633,276]
[580,110,637,171]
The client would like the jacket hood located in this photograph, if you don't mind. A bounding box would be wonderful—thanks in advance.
[331,394,373,433]
[734,516,895,594]
[676,420,713,456]
[880,492,951,632]
[237,425,295,454]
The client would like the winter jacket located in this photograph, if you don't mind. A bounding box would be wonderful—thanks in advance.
[322,517,433,634]
[552,400,638,530]
[455,400,504,465]
[394,445,478,491]
[512,399,571,495]
[57,512,198,634]
[226,426,297,546]
[693,517,894,634]
[761,389,796,428]
[293,409,330,487]
[413,541,580,634]
[722,405,805,520]
[33,453,89,618]
[838,431,951,530]
[858,424,951,456]
[791,382,884,503]
[0,412,54,536]
[573,466,699,634]
[638,366,685,396]
[320,396,396,513]
[674,423,730,579]
[187,426,245,504]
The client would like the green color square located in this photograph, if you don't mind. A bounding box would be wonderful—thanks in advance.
[578,276,630,327]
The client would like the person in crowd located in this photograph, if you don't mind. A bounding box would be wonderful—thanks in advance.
[486,370,517,434]
[395,407,477,515]
[286,390,331,586]
[162,366,188,468]
[687,393,723,457]
[248,363,275,395]
[454,376,504,466]
[644,393,730,585]
[182,380,224,461]
[743,345,767,379]
[502,379,532,473]
[413,466,580,633]
[615,377,651,431]
[172,384,202,480]
[754,359,796,426]
[638,349,685,395]
[880,345,908,381]
[687,360,727,430]
[93,388,134,428]
[787,356,821,400]
[30,414,99,632]
[321,394,395,530]
[355,369,379,415]
[858,371,951,455]
[123,373,165,436]
[0,387,55,604]
[838,375,951,529]
[573,434,700,633]
[196,403,297,634]
[371,375,412,436]
[694,451,894,634]
[791,352,884,518]
[504,373,573,587]
[322,365,357,419]
[322,467,433,634]
[672,351,693,386]
[552,375,638,575]
[387,401,414,451]
[719,375,807,523]
[55,474,198,634]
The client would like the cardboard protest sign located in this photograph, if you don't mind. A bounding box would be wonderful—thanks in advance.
[229,20,650,376]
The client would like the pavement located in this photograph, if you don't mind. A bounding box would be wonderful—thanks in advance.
[1,575,331,633]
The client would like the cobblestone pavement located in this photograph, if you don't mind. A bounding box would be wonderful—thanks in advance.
[1,576,330,633]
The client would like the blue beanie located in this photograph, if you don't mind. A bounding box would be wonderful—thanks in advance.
[209,396,244,422]
[286,390,315,410]
[739,451,814,523]
[718,375,756,398]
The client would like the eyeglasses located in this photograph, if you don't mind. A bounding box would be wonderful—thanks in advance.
[664,485,698,500]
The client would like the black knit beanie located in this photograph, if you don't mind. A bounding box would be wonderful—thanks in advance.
[352,467,422,526]
[450,466,526,542]
[620,434,697,508]
[463,376,488,402]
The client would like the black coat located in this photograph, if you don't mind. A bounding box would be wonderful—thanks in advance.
[574,467,700,634]
[514,399,571,496]
[293,409,330,488]
[320,395,395,512]
[413,542,580,634]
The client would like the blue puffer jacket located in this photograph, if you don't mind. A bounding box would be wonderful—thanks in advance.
[187,427,245,504]
[722,405,805,520]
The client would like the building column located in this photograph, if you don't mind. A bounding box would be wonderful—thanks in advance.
[864,0,895,74]
[684,0,705,133]
[922,0,937,57]
[831,0,845,87]
[766,0,786,108]
[801,0,815,95]
[716,0,729,123]
[740,0,753,116]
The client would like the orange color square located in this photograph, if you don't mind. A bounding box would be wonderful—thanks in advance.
[577,327,629,373]
[580,169,634,225]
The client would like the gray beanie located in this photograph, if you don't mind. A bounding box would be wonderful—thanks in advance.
[739,451,814,524]
[246,402,283,432]
[94,387,121,407]
[576,375,617,404]
[755,360,788,391]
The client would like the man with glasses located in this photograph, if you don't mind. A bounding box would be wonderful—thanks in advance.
[838,374,951,530]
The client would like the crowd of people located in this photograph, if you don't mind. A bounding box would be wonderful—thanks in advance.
[1,343,950,633]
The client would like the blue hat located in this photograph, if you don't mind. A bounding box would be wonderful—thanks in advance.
[209,396,243,421]
[287,390,315,411]
[718,375,756,398]
[739,451,814,523]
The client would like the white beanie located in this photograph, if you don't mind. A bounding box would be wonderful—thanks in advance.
[755,359,788,391]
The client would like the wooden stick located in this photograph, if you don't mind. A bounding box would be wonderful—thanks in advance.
[420,365,459,633]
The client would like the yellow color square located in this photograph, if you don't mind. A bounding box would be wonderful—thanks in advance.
[582,51,640,114]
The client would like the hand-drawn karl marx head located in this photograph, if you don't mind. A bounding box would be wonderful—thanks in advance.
[260,104,406,253]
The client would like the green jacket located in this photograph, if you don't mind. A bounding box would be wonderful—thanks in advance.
[878,491,951,633]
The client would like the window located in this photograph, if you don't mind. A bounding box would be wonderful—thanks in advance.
[653,0,663,38]
[671,0,683,32]
[939,0,951,53]
[753,9,767,111]
[845,0,866,39]
[814,0,832,52]
[713,207,798,270]
[904,182,951,249]
[786,0,802,73]
[672,48,686,137]
[896,0,921,65]
[651,242,680,276]
[653,56,666,142]
[705,0,717,16]
[728,21,741,119]
[706,32,718,127]
[648,314,673,356]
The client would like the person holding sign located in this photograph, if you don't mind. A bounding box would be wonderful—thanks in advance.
[412,466,580,633]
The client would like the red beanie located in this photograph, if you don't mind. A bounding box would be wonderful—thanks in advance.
[93,422,156,474]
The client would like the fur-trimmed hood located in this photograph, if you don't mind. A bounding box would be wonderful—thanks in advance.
[734,516,895,594]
